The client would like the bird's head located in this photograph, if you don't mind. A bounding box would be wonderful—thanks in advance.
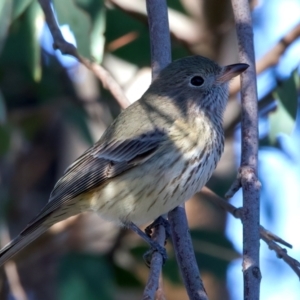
[147,55,248,118]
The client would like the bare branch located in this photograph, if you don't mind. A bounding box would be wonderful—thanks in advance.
[142,0,172,297]
[201,187,300,279]
[146,0,172,79]
[142,223,166,300]
[230,22,300,95]
[38,0,130,109]
[230,1,261,299]
[260,232,300,279]
[168,206,208,300]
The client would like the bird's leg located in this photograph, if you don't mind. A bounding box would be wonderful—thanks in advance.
[145,216,171,242]
[127,221,168,265]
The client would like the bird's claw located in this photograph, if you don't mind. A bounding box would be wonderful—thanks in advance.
[145,216,171,242]
[143,241,168,267]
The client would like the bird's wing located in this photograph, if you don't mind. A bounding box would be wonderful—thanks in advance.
[21,129,167,232]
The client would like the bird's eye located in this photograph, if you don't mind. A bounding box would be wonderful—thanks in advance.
[190,76,204,86]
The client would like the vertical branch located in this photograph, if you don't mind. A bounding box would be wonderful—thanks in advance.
[145,2,207,299]
[145,1,209,299]
[146,1,208,299]
[146,0,171,79]
[231,1,261,299]
[143,1,171,298]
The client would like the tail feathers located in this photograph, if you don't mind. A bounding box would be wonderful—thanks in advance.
[0,226,48,267]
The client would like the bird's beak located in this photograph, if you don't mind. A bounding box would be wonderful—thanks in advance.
[217,63,249,83]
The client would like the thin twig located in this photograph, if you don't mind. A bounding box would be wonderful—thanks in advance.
[38,0,130,109]
[230,22,300,95]
[230,1,261,299]
[142,1,171,298]
[201,187,300,278]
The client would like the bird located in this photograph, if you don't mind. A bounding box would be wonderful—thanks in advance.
[0,55,248,266]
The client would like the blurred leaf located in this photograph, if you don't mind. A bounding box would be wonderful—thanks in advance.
[0,1,42,81]
[0,90,6,123]
[58,252,114,300]
[269,99,295,144]
[162,253,182,284]
[76,0,106,62]
[130,244,148,262]
[113,264,142,288]
[26,1,43,82]
[53,0,106,62]
[190,229,239,279]
[12,0,34,21]
[106,8,150,67]
[20,113,45,140]
[276,70,298,120]
[0,0,12,55]
[167,0,187,13]
[0,125,10,156]
[63,103,94,145]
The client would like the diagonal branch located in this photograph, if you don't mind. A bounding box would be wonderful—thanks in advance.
[38,0,130,109]
[201,187,300,278]
[230,1,261,299]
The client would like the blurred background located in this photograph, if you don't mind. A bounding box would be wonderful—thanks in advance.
[0,0,300,299]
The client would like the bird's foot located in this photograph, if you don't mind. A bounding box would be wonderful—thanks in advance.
[143,241,168,267]
[126,221,168,266]
[145,216,171,243]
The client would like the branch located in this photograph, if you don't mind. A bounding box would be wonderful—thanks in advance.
[142,223,166,300]
[230,22,300,95]
[144,2,209,297]
[168,206,208,300]
[201,187,300,278]
[38,0,130,109]
[142,1,171,298]
[230,1,261,299]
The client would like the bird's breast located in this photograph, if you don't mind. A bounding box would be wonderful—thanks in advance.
[88,118,224,226]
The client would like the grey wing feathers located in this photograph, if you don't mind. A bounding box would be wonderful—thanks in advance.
[0,226,48,266]
[23,130,166,231]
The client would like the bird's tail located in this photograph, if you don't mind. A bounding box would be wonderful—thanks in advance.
[0,225,49,267]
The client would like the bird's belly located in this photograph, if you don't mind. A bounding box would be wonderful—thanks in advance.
[89,149,219,226]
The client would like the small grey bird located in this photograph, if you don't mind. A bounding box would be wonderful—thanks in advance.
[0,55,248,266]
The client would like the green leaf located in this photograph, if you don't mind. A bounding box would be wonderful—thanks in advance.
[0,125,10,156]
[0,0,12,55]
[0,1,42,81]
[58,252,114,300]
[113,264,142,288]
[75,0,106,63]
[0,90,6,124]
[106,8,150,67]
[12,0,34,21]
[53,0,106,62]
[25,1,42,81]
[276,70,298,120]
